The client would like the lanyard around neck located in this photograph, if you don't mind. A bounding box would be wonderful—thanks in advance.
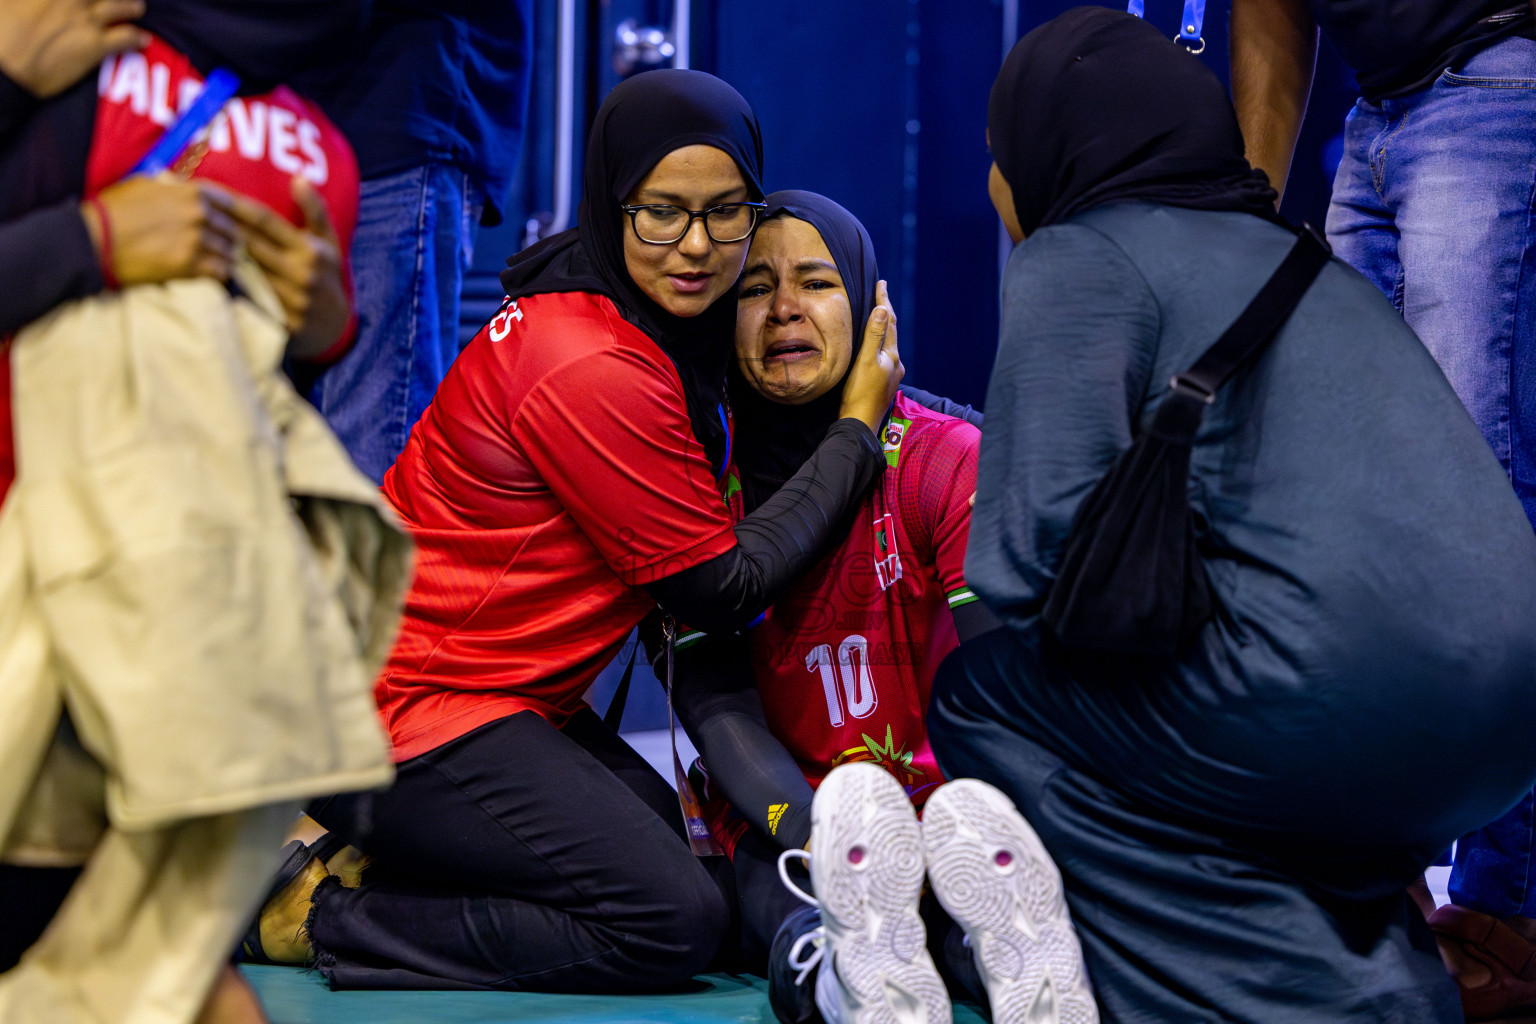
[129,68,241,177]
[1127,0,1207,54]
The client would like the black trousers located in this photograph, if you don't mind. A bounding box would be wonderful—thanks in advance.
[307,709,729,992]
[0,865,82,971]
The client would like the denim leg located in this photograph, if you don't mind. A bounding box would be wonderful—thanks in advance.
[1374,40,1536,523]
[1325,101,1403,308]
[309,163,481,484]
[1342,38,1536,919]
[424,166,481,428]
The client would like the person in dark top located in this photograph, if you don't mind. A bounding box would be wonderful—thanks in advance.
[1238,0,1533,108]
[246,70,905,994]
[293,1,534,484]
[1234,1,1536,1016]
[930,9,1536,1022]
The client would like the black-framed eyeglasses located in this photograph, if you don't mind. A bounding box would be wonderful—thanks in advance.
[620,201,767,244]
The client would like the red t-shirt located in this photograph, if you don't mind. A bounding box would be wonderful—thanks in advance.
[377,291,737,761]
[0,37,361,506]
[85,35,359,288]
[699,393,981,854]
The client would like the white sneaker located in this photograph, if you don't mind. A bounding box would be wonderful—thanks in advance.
[922,779,1098,1024]
[779,762,952,1024]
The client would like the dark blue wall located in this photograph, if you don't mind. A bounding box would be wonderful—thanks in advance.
[706,1,1008,410]
[709,1,930,386]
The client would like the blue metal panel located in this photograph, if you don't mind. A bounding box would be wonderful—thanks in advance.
[914,1,1010,410]
[708,0,921,363]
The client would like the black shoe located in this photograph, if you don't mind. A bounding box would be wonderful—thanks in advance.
[768,903,824,1024]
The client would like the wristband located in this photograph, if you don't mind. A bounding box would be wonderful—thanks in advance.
[86,197,119,291]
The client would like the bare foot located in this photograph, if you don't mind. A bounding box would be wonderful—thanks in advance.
[256,856,329,964]
[194,965,267,1024]
[323,844,372,889]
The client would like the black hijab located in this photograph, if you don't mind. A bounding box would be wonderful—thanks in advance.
[989,6,1280,238]
[500,69,765,474]
[731,191,879,513]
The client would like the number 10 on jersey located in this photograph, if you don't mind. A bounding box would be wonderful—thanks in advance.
[806,635,877,727]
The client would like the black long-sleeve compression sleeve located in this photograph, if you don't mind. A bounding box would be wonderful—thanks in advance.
[645,417,883,634]
[0,201,104,336]
[952,598,1003,642]
[0,71,37,140]
[667,633,815,853]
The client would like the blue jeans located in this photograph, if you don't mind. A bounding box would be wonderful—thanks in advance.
[309,164,481,484]
[1327,36,1536,918]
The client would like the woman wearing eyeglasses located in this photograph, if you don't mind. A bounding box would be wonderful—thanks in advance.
[241,69,903,995]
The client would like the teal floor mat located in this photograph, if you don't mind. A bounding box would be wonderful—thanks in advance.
[243,965,987,1023]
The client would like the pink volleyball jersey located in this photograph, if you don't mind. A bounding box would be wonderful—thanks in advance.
[700,392,981,813]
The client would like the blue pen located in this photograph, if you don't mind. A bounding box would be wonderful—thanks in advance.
[129,67,241,177]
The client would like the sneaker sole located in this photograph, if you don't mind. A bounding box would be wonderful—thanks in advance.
[812,762,951,1024]
[922,779,1098,1024]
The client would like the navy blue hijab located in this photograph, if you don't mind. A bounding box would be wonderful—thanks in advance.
[730,190,879,513]
[989,7,1280,237]
[501,69,764,474]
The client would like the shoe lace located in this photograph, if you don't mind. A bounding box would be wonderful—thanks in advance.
[778,847,824,989]
[786,925,826,989]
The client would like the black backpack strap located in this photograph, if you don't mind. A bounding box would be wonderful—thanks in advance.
[1158,223,1332,426]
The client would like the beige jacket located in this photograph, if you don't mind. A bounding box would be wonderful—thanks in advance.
[0,263,407,844]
